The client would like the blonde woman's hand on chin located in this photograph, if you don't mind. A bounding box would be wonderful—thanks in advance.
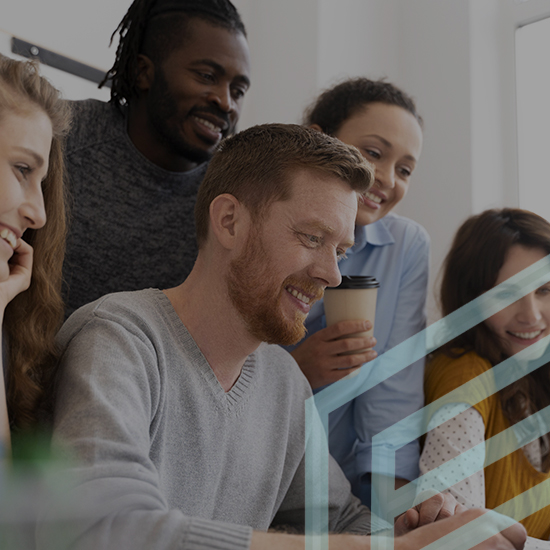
[0,238,33,315]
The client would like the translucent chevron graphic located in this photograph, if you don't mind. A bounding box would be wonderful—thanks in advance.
[305,253,550,550]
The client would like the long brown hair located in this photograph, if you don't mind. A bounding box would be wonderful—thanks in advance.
[439,208,550,466]
[0,54,71,430]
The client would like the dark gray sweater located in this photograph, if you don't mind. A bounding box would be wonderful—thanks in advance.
[42,290,371,549]
[63,100,208,316]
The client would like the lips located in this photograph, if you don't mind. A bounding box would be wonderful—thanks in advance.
[285,286,311,305]
[507,329,545,340]
[190,108,230,144]
[283,279,324,315]
[193,116,222,134]
[360,190,386,210]
[0,228,17,249]
[364,191,382,204]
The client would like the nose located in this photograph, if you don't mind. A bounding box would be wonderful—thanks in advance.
[20,183,47,230]
[375,162,395,189]
[209,84,234,114]
[309,250,342,289]
[517,293,543,325]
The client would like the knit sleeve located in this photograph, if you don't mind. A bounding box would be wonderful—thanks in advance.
[270,452,372,535]
[38,308,252,550]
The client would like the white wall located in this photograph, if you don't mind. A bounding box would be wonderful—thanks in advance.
[0,0,126,100]
[0,0,124,71]
[394,0,475,320]
[232,0,320,128]
[234,0,401,129]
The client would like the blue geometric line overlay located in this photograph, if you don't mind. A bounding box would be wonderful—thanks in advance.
[304,253,550,550]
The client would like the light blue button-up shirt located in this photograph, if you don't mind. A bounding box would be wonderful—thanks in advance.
[285,213,430,506]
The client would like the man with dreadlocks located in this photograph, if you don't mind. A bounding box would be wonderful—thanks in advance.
[62,0,250,316]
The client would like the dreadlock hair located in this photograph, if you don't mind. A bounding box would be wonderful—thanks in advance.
[99,0,246,107]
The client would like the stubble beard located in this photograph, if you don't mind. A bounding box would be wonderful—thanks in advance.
[227,231,321,346]
[146,67,213,165]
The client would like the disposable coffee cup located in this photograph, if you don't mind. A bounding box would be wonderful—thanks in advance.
[324,275,379,355]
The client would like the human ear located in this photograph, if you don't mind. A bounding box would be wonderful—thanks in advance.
[135,54,155,92]
[209,194,248,250]
[309,124,324,133]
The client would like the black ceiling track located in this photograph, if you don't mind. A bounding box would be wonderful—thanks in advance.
[11,37,110,88]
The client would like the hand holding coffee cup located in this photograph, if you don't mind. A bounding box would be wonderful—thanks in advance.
[290,275,379,388]
[324,275,379,355]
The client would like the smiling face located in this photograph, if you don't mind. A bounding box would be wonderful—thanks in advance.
[0,107,51,281]
[333,102,423,226]
[485,245,550,357]
[227,170,357,345]
[143,18,250,167]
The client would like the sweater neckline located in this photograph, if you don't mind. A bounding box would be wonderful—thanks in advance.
[117,105,209,181]
[153,289,256,411]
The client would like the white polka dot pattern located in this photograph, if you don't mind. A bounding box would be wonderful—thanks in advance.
[419,403,550,547]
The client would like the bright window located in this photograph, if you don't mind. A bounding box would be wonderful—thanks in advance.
[516,16,550,221]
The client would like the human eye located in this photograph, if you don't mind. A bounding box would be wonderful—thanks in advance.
[297,232,322,248]
[195,70,215,83]
[363,148,381,160]
[305,234,322,246]
[15,163,31,179]
[231,85,247,100]
[398,166,412,178]
[537,285,550,296]
[493,284,519,302]
[336,249,348,262]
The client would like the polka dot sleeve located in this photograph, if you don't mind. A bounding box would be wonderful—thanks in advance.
[419,404,486,508]
[419,403,550,547]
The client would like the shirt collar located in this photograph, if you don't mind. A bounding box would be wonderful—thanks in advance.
[351,218,395,254]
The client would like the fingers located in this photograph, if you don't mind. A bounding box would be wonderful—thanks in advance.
[495,520,527,550]
[0,238,34,311]
[459,509,526,550]
[393,508,419,536]
[9,238,33,274]
[396,509,526,550]
[330,335,376,356]
[290,322,377,388]
[323,319,373,340]
[417,492,460,525]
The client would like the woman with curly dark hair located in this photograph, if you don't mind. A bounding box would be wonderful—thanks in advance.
[0,54,71,454]
[421,208,550,548]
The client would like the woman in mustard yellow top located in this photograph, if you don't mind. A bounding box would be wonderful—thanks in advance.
[421,208,550,549]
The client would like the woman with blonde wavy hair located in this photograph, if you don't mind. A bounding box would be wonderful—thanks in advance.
[0,54,71,453]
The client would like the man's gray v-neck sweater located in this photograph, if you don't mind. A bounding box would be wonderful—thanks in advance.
[44,289,371,549]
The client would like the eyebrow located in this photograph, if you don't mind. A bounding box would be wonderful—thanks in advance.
[364,134,417,163]
[13,146,45,167]
[190,59,251,87]
[299,221,355,250]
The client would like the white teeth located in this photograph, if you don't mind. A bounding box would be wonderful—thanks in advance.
[509,330,544,340]
[0,228,17,249]
[286,287,310,304]
[365,191,382,204]
[194,117,222,133]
